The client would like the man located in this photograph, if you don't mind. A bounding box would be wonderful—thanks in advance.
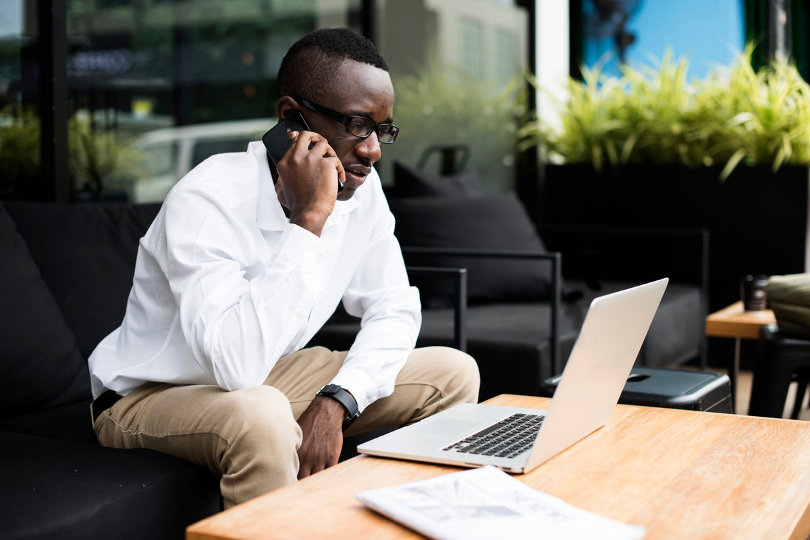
[88,27,479,508]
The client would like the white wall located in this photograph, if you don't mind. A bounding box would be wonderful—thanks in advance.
[535,0,569,133]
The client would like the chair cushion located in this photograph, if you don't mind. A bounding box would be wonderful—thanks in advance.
[0,203,88,419]
[389,194,552,306]
[4,202,161,358]
[0,431,220,540]
[766,273,810,337]
[392,161,483,197]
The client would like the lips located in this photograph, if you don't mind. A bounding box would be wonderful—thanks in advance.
[344,166,371,187]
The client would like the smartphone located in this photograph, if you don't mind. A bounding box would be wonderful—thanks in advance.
[263,111,343,192]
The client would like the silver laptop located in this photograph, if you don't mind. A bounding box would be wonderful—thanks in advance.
[357,278,668,474]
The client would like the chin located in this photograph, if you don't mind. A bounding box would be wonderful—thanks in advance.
[337,187,356,201]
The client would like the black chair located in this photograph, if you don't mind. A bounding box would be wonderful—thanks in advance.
[749,324,810,418]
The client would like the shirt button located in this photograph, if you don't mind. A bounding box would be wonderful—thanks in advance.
[316,253,325,264]
[295,308,307,318]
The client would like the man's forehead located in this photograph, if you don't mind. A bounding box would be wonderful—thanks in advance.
[328,60,394,107]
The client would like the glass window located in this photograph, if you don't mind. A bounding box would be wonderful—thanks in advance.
[494,28,520,82]
[459,17,485,79]
[377,0,528,193]
[0,0,41,200]
[65,0,361,203]
[580,0,745,80]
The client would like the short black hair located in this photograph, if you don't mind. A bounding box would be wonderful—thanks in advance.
[278,27,389,102]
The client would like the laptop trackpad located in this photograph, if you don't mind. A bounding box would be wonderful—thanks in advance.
[413,419,481,436]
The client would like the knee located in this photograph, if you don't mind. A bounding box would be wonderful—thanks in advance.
[215,386,301,507]
[445,348,481,402]
[420,346,481,403]
[220,385,302,454]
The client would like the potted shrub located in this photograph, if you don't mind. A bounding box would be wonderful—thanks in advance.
[0,106,143,202]
[520,46,810,309]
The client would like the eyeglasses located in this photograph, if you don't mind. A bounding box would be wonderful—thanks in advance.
[298,98,399,144]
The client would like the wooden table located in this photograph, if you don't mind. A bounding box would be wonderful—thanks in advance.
[705,301,776,410]
[187,394,810,540]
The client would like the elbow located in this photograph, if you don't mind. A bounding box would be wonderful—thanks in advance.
[212,365,267,392]
[205,332,271,392]
[198,304,273,392]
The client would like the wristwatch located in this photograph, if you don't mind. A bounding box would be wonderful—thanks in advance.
[316,384,360,430]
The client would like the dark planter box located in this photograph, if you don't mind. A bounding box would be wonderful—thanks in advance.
[542,163,809,311]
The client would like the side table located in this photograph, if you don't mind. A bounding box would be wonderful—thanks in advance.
[705,301,776,413]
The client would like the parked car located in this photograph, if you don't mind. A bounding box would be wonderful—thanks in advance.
[124,118,274,203]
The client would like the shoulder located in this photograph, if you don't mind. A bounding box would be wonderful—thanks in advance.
[165,141,267,213]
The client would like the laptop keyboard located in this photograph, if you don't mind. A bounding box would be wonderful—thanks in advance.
[442,413,545,459]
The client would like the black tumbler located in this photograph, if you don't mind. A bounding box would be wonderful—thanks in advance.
[741,274,768,311]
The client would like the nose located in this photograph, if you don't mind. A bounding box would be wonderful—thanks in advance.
[355,131,382,164]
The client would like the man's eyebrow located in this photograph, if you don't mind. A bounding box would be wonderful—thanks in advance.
[347,108,394,124]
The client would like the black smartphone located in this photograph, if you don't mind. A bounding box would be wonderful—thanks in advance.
[262,111,343,192]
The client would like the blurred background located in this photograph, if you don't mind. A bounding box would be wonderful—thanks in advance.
[0,0,801,205]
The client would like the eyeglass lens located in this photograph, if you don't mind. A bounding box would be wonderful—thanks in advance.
[347,118,398,143]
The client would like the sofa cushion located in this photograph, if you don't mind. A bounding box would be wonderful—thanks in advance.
[393,161,483,197]
[0,203,88,419]
[0,431,220,540]
[0,401,97,444]
[4,202,161,359]
[389,194,552,306]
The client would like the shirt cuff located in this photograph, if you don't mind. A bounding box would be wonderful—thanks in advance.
[330,368,380,413]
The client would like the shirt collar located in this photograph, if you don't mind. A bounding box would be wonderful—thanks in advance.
[250,141,359,232]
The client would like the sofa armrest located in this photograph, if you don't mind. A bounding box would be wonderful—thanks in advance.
[402,247,563,374]
[407,266,467,352]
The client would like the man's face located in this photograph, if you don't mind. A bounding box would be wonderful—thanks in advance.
[296,60,395,201]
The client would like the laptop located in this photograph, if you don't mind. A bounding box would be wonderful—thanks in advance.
[357,277,668,474]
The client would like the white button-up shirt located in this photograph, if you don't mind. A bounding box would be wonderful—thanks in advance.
[88,141,421,412]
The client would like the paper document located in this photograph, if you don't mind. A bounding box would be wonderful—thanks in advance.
[356,466,645,540]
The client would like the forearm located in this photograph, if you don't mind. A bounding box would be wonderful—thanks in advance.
[331,286,421,410]
[172,224,328,390]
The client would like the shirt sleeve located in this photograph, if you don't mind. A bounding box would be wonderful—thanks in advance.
[329,202,422,412]
[162,186,326,391]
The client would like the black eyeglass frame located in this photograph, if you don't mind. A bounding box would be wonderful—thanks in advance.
[297,98,399,144]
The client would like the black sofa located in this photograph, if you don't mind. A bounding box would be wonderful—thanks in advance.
[0,189,707,538]
[313,164,708,400]
[0,201,220,540]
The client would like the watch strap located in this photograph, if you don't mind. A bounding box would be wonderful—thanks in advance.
[317,384,359,430]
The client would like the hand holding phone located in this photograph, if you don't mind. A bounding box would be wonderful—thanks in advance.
[262,112,346,236]
[263,112,344,193]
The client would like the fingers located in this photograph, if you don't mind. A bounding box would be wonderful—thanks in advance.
[300,136,345,184]
[291,131,332,158]
[284,131,345,189]
[297,455,334,480]
[296,432,340,480]
[334,158,346,186]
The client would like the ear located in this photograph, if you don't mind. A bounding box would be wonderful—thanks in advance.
[277,96,300,120]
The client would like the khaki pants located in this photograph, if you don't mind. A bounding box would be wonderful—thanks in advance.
[93,346,479,508]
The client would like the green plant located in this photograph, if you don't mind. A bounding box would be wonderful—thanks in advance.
[384,62,527,191]
[0,106,145,200]
[0,106,41,195]
[68,112,144,199]
[520,44,810,179]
